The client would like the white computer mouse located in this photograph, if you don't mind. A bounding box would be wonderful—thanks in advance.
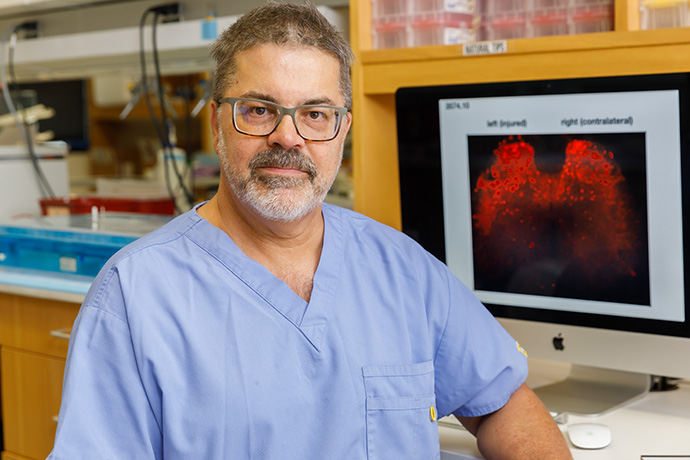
[567,423,611,449]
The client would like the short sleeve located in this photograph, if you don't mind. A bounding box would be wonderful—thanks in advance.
[47,270,162,459]
[432,268,528,418]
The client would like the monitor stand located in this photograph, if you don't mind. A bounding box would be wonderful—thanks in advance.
[533,365,651,416]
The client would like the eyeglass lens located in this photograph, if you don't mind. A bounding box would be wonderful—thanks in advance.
[233,99,341,141]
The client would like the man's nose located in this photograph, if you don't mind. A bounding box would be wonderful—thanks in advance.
[268,114,304,149]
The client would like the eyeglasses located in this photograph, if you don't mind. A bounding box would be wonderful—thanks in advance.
[218,97,348,142]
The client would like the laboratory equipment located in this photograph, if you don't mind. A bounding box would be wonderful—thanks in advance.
[0,142,69,220]
[0,212,171,279]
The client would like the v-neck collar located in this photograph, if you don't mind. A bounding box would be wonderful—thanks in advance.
[187,203,343,349]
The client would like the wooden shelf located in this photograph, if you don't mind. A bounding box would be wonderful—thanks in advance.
[360,27,690,65]
[349,0,690,228]
[358,27,690,95]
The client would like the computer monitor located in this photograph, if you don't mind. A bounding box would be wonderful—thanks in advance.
[9,79,90,151]
[395,72,690,416]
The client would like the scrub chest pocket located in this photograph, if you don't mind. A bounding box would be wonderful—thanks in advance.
[362,361,440,460]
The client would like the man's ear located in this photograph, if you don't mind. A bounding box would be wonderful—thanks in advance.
[342,111,353,137]
[210,101,220,154]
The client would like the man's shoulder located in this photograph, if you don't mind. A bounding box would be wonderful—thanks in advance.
[82,209,205,305]
[324,203,435,263]
[108,208,203,265]
[325,203,412,243]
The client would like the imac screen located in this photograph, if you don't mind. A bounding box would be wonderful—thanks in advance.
[439,89,683,325]
[396,73,690,412]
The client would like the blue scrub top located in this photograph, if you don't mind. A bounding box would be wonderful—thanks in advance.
[48,203,527,460]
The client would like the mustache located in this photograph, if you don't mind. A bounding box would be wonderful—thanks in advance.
[247,147,318,181]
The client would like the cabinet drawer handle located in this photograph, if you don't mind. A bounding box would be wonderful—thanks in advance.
[49,328,71,340]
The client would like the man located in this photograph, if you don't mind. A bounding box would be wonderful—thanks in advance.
[49,3,572,459]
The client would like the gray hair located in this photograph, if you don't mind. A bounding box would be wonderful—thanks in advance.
[210,2,354,109]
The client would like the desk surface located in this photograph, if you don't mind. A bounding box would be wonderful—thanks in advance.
[440,359,690,459]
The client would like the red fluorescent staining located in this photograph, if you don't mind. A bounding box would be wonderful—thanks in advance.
[472,136,640,285]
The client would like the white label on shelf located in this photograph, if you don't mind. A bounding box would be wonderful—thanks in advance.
[445,0,473,13]
[462,40,508,56]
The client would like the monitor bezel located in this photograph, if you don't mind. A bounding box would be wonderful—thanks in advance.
[395,72,690,340]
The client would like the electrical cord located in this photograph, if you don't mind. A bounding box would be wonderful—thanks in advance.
[139,9,180,212]
[151,11,194,208]
[183,74,194,194]
[5,27,54,199]
[138,5,194,214]
[139,9,177,212]
[0,23,56,200]
[138,10,167,148]
[8,34,48,187]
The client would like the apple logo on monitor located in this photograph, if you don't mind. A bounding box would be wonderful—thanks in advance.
[553,333,565,351]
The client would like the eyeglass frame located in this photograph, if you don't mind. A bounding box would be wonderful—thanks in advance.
[217,97,349,142]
